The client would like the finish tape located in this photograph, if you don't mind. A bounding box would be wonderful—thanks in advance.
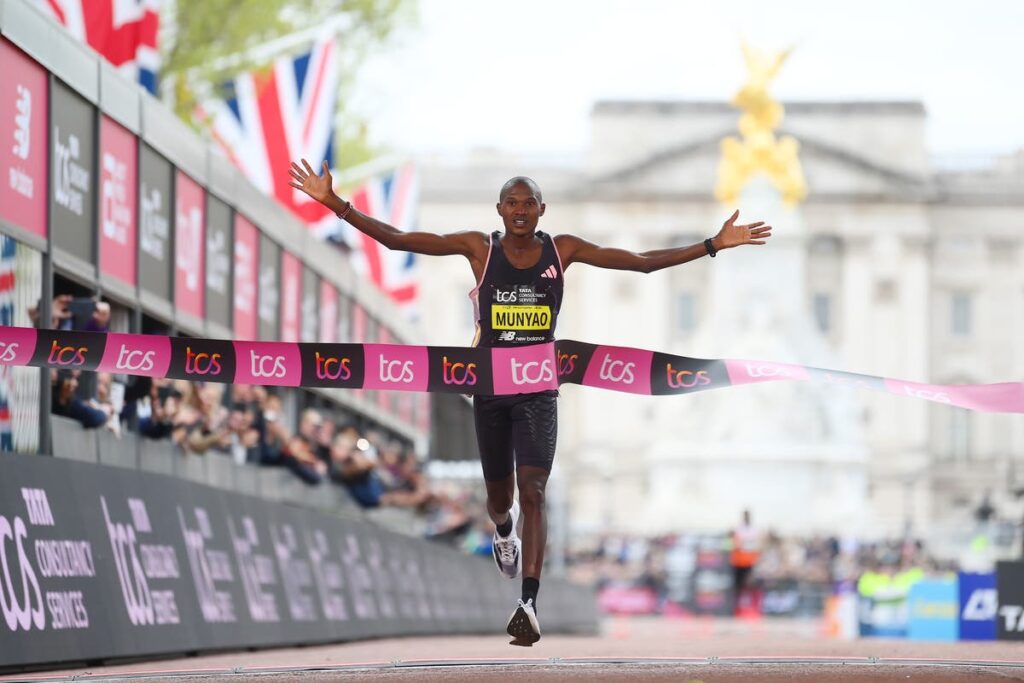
[2,326,1020,413]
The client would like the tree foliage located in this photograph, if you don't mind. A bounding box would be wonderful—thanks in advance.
[161,0,412,169]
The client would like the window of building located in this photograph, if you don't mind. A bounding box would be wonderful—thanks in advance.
[813,293,831,334]
[676,292,696,335]
[951,291,972,336]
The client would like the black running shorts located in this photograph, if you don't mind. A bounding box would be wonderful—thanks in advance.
[473,390,558,481]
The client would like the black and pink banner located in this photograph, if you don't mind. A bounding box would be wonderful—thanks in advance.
[1,326,1022,412]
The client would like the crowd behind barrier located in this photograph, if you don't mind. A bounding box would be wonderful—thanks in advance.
[568,528,1024,642]
[24,291,487,543]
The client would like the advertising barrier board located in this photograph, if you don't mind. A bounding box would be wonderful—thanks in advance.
[0,453,597,669]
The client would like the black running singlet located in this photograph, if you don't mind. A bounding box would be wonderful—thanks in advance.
[470,230,564,348]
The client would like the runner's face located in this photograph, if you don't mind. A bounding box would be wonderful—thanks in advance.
[497,184,545,237]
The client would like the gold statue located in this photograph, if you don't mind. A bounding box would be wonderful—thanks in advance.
[715,43,808,206]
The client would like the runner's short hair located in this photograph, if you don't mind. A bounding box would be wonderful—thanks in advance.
[499,177,543,203]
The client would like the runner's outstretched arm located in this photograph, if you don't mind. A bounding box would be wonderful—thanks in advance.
[555,210,772,273]
[288,159,485,258]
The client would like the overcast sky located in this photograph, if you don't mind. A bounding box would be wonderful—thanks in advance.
[352,0,1023,159]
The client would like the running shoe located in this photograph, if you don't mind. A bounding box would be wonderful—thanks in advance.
[506,598,541,646]
[491,499,521,579]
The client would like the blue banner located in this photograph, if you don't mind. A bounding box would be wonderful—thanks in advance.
[959,572,997,641]
[907,578,959,641]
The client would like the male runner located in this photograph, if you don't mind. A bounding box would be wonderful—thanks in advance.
[289,159,772,645]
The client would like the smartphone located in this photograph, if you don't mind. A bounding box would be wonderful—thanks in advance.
[67,298,98,331]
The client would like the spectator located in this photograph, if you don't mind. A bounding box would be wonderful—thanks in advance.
[376,440,405,490]
[220,403,261,465]
[328,430,385,507]
[380,449,433,510]
[731,509,761,615]
[28,294,72,329]
[248,395,324,484]
[78,300,111,333]
[93,372,123,438]
[298,408,332,463]
[422,485,472,541]
[168,381,203,449]
[116,374,152,432]
[137,378,178,439]
[184,384,230,456]
[228,384,270,451]
[29,295,111,332]
[51,369,109,429]
[283,432,327,484]
[255,394,287,464]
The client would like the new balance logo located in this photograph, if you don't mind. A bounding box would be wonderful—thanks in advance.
[540,265,558,279]
[498,331,516,342]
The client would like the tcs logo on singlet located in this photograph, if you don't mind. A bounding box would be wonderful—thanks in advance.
[510,358,554,386]
[47,340,88,367]
[315,351,352,381]
[666,362,711,389]
[442,356,477,386]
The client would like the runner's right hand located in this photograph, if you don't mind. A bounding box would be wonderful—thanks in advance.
[288,159,335,204]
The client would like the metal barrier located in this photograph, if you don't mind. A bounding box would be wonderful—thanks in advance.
[138,437,177,477]
[97,428,138,469]
[205,453,236,489]
[51,415,98,464]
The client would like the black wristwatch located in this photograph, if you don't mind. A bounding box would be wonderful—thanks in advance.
[704,238,718,258]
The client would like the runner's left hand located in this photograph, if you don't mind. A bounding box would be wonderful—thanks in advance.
[714,210,773,249]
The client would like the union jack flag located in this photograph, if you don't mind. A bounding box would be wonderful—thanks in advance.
[329,164,420,311]
[35,0,160,94]
[199,38,418,313]
[198,37,339,226]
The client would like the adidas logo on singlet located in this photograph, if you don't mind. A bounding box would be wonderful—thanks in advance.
[540,265,558,279]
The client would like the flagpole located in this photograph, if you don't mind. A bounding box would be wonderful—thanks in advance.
[205,14,353,73]
[170,13,353,104]
[331,155,409,189]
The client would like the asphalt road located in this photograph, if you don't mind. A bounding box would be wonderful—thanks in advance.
[5,617,1024,682]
